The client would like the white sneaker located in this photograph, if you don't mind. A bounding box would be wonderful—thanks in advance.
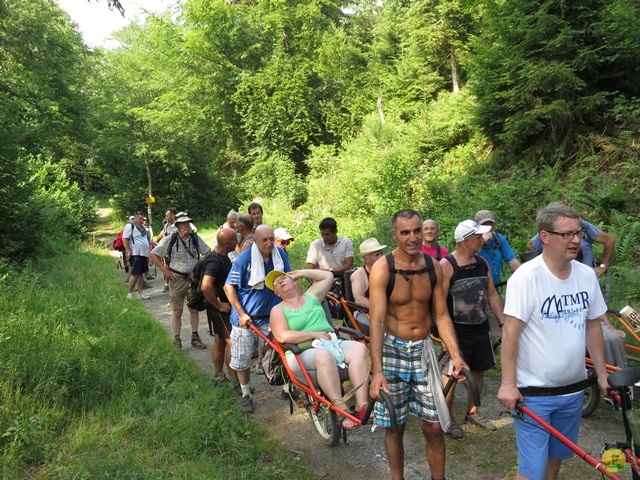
[137,293,150,300]
[126,293,133,299]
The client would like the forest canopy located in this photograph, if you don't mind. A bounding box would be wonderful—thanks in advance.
[1,0,639,301]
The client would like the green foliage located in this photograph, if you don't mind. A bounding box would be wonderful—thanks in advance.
[0,248,315,479]
[606,211,640,307]
[0,155,97,263]
[241,153,308,209]
[471,0,640,158]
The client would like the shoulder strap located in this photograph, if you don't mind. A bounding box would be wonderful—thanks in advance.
[166,232,179,265]
[191,232,201,259]
[424,254,436,293]
[126,222,136,244]
[493,232,502,249]
[445,253,458,271]
[435,243,442,261]
[385,253,395,299]
[474,254,489,275]
[385,253,436,299]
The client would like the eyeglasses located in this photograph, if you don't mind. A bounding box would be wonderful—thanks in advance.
[274,275,290,287]
[545,230,585,240]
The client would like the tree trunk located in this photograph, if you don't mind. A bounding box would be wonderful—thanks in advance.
[451,48,460,93]
[377,97,386,124]
[144,155,154,226]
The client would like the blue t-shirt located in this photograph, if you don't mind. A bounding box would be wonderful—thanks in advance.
[225,247,291,326]
[529,220,600,267]
[477,232,516,286]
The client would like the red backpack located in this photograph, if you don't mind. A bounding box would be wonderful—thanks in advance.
[113,230,126,251]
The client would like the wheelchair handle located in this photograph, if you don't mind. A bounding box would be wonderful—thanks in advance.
[443,367,481,407]
[378,390,398,432]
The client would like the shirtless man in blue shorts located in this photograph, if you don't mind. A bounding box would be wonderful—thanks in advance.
[369,209,468,480]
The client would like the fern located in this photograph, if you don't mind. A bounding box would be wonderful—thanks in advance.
[606,211,640,307]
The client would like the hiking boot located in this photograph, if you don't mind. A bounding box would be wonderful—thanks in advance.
[228,378,255,395]
[162,284,170,293]
[126,293,133,300]
[445,418,465,439]
[465,411,496,431]
[173,336,182,349]
[191,333,206,350]
[211,373,226,386]
[240,395,254,414]
[137,293,150,300]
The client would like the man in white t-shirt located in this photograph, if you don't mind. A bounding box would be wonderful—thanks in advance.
[123,211,151,300]
[498,203,609,480]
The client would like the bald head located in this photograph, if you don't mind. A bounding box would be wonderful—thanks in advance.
[216,227,238,253]
[255,225,275,257]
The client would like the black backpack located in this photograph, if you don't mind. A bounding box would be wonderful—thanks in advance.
[187,253,220,311]
[262,338,287,386]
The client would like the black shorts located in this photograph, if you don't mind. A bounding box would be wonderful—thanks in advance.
[206,309,232,340]
[129,255,149,276]
[442,331,495,373]
[458,331,495,372]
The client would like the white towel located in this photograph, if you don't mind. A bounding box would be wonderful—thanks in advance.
[248,243,285,289]
[421,337,451,432]
[312,333,346,368]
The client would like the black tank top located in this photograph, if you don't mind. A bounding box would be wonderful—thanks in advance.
[445,254,490,336]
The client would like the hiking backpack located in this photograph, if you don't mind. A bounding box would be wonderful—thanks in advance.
[113,230,126,251]
[187,253,220,311]
[262,340,287,386]
[385,252,436,299]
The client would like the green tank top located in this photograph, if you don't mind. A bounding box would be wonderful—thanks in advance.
[279,294,332,334]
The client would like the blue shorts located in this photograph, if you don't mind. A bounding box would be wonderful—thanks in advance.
[514,392,583,480]
[373,334,439,427]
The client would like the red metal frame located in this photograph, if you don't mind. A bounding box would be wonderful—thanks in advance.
[249,322,370,429]
[518,403,626,479]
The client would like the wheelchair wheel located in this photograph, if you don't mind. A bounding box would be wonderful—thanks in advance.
[582,369,600,418]
[306,401,341,447]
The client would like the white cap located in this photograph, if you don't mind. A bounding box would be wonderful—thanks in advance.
[274,227,294,241]
[454,220,492,243]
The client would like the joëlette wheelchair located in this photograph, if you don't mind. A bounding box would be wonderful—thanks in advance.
[583,309,640,417]
[250,297,479,447]
[325,268,371,342]
[250,310,392,447]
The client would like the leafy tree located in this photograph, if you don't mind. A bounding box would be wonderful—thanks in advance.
[92,17,236,220]
[0,0,97,262]
[471,0,640,158]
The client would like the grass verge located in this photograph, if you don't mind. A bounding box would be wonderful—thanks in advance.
[0,246,316,479]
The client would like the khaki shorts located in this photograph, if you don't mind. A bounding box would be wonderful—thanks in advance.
[169,276,193,311]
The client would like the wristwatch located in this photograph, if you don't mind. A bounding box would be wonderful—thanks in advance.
[599,263,607,271]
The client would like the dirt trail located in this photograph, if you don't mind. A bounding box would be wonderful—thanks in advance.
[97,210,625,479]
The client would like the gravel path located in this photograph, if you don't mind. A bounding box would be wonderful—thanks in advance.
[99,211,625,479]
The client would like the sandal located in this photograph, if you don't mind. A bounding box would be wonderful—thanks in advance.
[337,415,359,431]
[332,400,359,431]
